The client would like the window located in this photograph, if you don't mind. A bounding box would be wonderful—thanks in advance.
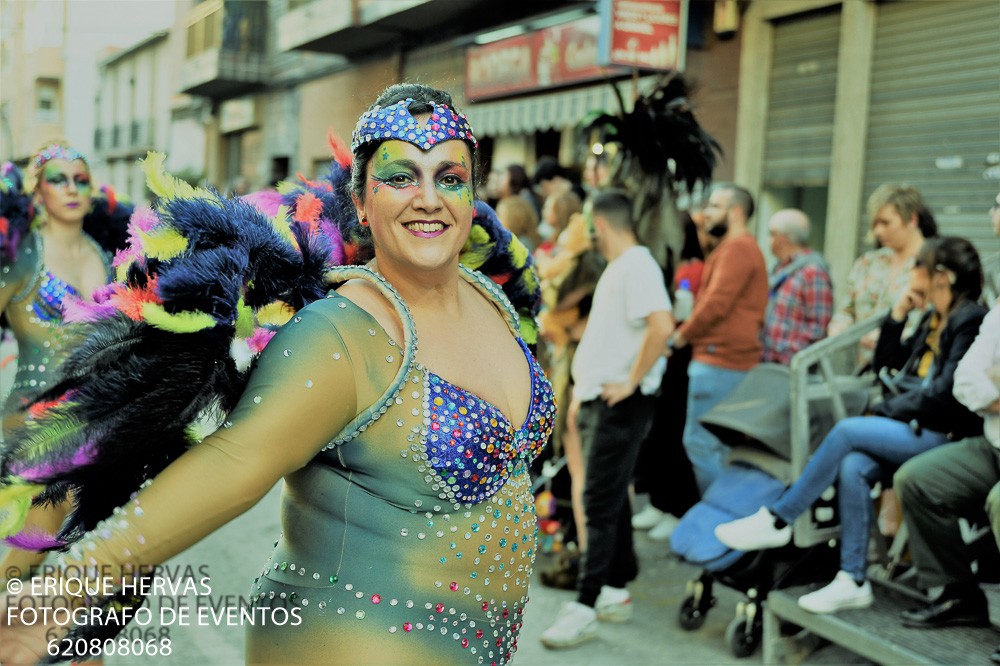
[36,81,58,123]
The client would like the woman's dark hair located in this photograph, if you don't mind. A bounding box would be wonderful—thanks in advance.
[916,206,938,239]
[532,156,563,186]
[915,236,983,308]
[505,164,530,195]
[350,83,482,204]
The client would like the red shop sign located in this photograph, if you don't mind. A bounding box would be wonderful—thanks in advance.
[598,0,687,71]
[465,16,628,101]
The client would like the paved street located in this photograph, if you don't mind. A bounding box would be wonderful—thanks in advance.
[0,479,867,665]
[71,484,859,665]
[95,485,757,665]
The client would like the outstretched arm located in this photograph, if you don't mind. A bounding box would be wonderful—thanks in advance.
[0,304,360,663]
[74,304,359,569]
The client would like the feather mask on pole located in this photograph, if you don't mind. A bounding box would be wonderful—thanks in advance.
[581,73,721,267]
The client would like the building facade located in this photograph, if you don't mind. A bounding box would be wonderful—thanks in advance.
[736,0,1000,290]
[93,26,210,204]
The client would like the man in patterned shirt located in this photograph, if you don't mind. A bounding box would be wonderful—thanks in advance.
[762,209,834,365]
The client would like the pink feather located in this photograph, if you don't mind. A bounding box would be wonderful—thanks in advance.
[5,530,65,550]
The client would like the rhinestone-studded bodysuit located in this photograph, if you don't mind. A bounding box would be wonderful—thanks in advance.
[0,232,109,434]
[243,267,555,664]
[236,271,555,664]
[58,266,554,664]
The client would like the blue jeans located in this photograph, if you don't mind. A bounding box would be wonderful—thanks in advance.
[770,416,948,579]
[683,361,748,494]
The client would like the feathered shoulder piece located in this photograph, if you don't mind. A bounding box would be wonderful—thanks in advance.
[462,201,540,344]
[0,162,34,264]
[84,183,135,258]
[0,151,342,549]
[0,135,541,551]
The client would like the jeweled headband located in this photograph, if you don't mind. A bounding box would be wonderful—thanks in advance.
[32,144,89,170]
[351,99,478,154]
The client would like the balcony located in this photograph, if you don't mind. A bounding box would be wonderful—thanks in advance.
[278,0,587,58]
[181,0,267,99]
[94,119,153,157]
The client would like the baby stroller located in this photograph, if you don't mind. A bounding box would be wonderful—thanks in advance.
[671,354,872,657]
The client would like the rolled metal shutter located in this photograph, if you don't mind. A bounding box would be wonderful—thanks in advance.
[863,0,1000,253]
[763,8,841,186]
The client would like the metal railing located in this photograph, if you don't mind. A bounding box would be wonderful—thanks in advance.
[786,313,884,548]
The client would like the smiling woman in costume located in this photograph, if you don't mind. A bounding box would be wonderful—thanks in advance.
[0,84,554,665]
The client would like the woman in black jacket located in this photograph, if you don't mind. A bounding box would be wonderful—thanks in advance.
[714,236,987,613]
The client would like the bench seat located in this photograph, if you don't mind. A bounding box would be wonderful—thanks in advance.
[763,583,999,664]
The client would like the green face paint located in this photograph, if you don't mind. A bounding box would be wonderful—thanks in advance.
[370,143,419,191]
[43,162,91,193]
[368,141,472,199]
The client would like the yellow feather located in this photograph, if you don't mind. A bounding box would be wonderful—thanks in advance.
[270,205,297,247]
[141,302,217,333]
[460,225,493,269]
[276,181,297,195]
[256,301,296,327]
[509,235,529,268]
[0,482,46,537]
[140,152,212,201]
[137,227,189,261]
[115,260,133,282]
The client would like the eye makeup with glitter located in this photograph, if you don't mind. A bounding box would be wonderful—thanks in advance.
[43,167,91,192]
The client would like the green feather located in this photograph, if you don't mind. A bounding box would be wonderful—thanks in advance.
[508,235,529,268]
[235,298,255,338]
[0,482,46,537]
[8,412,85,468]
[519,318,539,346]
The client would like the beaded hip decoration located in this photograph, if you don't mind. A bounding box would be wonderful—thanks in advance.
[351,99,478,153]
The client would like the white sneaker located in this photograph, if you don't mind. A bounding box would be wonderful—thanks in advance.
[595,585,633,622]
[714,507,792,551]
[632,504,668,529]
[647,514,680,542]
[540,601,598,649]
[798,571,874,613]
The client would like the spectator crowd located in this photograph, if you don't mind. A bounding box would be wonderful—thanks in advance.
[484,156,999,656]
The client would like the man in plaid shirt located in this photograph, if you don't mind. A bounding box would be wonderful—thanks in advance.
[762,209,834,365]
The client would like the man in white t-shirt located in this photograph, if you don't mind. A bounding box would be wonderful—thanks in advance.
[541,190,674,649]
